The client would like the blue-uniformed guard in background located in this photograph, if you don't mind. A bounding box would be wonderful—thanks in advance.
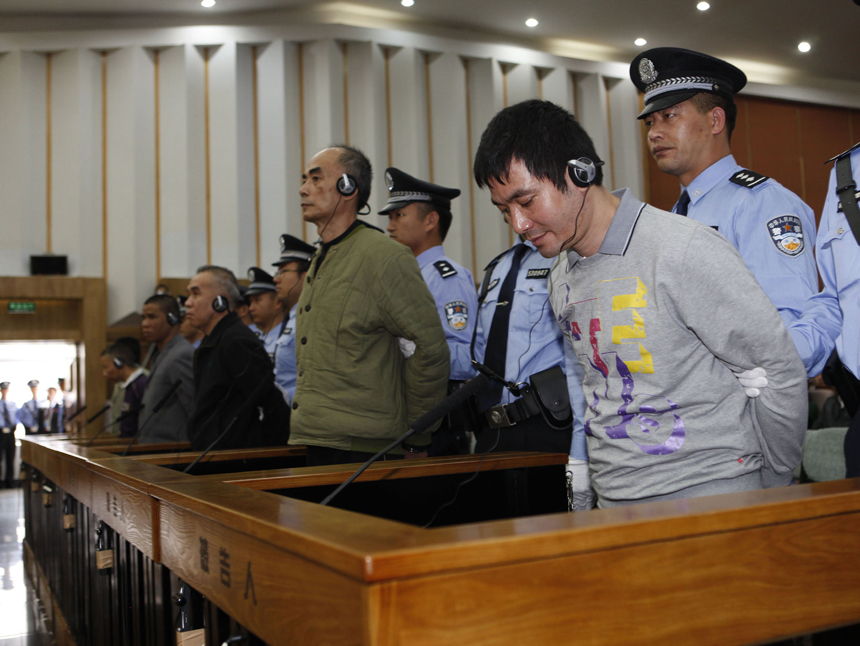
[631,47,818,326]
[380,167,479,454]
[17,380,45,435]
[789,142,860,477]
[272,234,316,405]
[0,382,18,487]
[245,266,286,358]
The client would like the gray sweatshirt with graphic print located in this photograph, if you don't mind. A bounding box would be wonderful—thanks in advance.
[549,189,807,506]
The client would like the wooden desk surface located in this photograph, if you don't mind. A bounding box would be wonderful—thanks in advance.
[20,437,860,646]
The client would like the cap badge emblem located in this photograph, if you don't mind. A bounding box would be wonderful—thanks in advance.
[248,269,255,282]
[279,235,287,253]
[385,171,394,192]
[639,58,657,84]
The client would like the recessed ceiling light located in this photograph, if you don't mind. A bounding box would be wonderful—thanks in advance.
[798,41,811,53]
[401,0,414,6]
[634,38,647,47]
[525,18,539,27]
[697,2,710,10]
[201,0,215,7]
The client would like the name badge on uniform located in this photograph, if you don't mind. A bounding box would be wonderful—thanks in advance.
[526,268,550,279]
[766,215,805,257]
[487,278,499,292]
[444,301,469,331]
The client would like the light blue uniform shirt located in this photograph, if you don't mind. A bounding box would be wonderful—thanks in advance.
[0,399,18,431]
[17,398,43,430]
[417,246,478,382]
[274,304,298,404]
[789,146,860,379]
[474,241,587,460]
[257,323,281,359]
[679,154,818,326]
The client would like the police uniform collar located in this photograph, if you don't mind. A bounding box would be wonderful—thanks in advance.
[416,245,446,269]
[682,154,738,206]
[630,47,746,119]
[379,167,461,214]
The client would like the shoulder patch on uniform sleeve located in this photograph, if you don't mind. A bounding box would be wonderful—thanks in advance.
[730,169,769,189]
[526,268,550,279]
[444,301,469,331]
[767,215,805,257]
[434,260,458,279]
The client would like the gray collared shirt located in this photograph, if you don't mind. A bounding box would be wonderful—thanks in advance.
[564,189,647,269]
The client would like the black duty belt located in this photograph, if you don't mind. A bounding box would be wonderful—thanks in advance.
[485,388,544,428]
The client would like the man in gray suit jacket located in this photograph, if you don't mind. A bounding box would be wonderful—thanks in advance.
[139,294,194,443]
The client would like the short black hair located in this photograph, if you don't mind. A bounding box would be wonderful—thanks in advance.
[474,99,603,192]
[689,92,738,142]
[333,145,373,212]
[144,294,181,323]
[415,202,453,242]
[107,342,137,368]
[114,337,142,364]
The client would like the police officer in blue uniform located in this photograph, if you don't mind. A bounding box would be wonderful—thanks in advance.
[271,234,316,405]
[0,382,18,488]
[17,380,45,435]
[472,217,588,467]
[631,47,818,326]
[789,142,860,476]
[380,167,478,454]
[245,267,285,357]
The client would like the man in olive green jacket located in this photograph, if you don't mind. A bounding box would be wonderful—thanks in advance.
[289,146,450,465]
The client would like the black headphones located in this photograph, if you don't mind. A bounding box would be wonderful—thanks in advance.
[567,157,605,188]
[336,173,357,197]
[113,357,125,369]
[166,311,179,326]
[212,295,229,313]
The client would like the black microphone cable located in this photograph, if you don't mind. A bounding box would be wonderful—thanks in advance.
[319,374,490,507]
[122,380,183,456]
[85,405,146,447]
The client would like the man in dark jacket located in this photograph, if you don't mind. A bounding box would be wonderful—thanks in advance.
[185,265,290,451]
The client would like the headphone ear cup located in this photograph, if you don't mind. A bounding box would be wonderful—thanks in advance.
[566,157,604,188]
[212,295,229,313]
[113,357,124,369]
[337,174,357,197]
[166,311,179,326]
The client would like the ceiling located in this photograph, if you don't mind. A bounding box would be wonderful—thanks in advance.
[0,0,858,85]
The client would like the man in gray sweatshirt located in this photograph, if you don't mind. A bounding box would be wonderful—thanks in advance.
[474,100,807,507]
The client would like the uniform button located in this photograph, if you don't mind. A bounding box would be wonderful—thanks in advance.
[838,228,844,235]
[529,287,534,292]
[693,188,702,197]
[306,276,310,283]
[305,304,311,312]
[292,402,298,410]
[301,337,307,345]
[299,370,304,377]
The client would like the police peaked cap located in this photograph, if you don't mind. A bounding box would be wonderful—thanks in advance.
[0,382,9,389]
[245,267,277,296]
[378,167,461,215]
[630,47,746,119]
[28,380,39,388]
[272,234,316,267]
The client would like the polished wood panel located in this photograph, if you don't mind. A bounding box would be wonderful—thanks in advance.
[129,446,306,466]
[192,451,566,490]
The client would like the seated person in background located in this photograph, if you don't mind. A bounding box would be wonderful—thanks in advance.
[17,380,46,435]
[105,343,148,438]
[245,267,286,358]
[178,296,204,349]
[474,99,808,507]
[45,386,63,434]
[139,294,195,444]
[185,265,290,451]
[272,234,316,405]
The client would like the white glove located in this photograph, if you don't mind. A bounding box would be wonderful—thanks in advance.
[398,338,416,359]
[736,367,768,398]
[565,457,594,511]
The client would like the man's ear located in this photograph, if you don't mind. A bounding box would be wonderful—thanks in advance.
[711,106,727,136]
[424,210,440,233]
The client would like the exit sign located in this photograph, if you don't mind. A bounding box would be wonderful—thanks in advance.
[8,301,35,314]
